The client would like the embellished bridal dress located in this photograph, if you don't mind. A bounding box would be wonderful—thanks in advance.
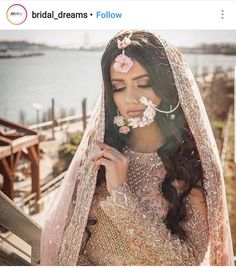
[40,33,234,266]
[77,145,209,265]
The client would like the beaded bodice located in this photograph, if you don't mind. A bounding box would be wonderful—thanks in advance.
[77,145,209,265]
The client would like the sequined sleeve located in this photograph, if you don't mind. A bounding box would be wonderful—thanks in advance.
[100,182,209,265]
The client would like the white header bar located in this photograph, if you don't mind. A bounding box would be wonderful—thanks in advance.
[0,1,236,30]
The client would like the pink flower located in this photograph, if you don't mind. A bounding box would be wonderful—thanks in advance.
[113,54,133,73]
[119,126,131,134]
[117,36,132,49]
[117,39,123,49]
[123,37,131,47]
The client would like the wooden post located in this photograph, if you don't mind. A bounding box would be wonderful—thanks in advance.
[51,98,55,140]
[82,98,87,131]
[28,145,41,202]
[36,109,40,131]
[0,158,14,200]
[203,66,207,82]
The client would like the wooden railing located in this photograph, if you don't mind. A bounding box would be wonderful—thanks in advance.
[0,171,66,265]
[0,191,41,265]
[28,97,90,135]
[17,171,65,210]
[28,114,86,131]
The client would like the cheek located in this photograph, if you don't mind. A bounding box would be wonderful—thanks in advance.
[153,96,161,106]
[113,94,120,108]
[113,94,126,116]
[148,91,161,106]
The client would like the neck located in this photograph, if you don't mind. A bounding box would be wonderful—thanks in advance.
[127,122,165,153]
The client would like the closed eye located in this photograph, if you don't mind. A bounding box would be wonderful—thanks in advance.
[111,81,126,92]
[112,86,126,92]
[138,84,151,88]
[112,84,151,92]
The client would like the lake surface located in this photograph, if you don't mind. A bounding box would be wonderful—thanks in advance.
[0,50,235,124]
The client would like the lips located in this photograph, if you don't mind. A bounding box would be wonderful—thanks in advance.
[127,109,144,117]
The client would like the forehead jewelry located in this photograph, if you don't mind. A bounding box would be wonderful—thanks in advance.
[113,33,133,73]
[114,96,180,134]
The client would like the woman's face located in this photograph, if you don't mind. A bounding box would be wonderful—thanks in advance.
[110,58,161,121]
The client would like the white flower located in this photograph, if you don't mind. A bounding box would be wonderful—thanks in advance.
[144,118,154,126]
[128,117,141,128]
[143,106,156,120]
[149,102,156,109]
[123,36,131,47]
[138,121,146,127]
[139,96,149,106]
[114,115,125,127]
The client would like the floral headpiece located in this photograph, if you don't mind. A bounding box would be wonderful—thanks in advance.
[113,32,133,73]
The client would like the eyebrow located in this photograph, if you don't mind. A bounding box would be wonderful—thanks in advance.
[111,74,149,82]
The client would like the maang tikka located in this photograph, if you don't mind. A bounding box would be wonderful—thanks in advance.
[114,96,180,134]
[113,32,133,73]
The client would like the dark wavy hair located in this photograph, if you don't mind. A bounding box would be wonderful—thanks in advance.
[95,30,205,241]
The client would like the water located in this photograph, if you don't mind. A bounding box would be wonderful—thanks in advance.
[0,50,103,124]
[0,50,235,124]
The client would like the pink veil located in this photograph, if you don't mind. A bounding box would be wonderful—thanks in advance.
[40,32,234,265]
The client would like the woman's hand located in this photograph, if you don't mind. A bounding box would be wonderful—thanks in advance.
[91,140,129,194]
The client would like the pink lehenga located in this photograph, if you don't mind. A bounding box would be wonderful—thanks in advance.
[40,33,234,266]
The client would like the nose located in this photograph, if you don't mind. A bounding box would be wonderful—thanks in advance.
[124,84,139,104]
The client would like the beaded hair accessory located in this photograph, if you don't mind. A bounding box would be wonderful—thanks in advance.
[113,33,133,73]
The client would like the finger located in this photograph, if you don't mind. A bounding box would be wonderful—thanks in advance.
[95,140,118,152]
[95,141,123,160]
[94,164,100,171]
[91,151,102,161]
[91,149,120,162]
[95,157,113,170]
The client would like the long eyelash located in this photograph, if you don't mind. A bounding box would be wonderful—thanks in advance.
[112,87,125,92]
[112,84,151,92]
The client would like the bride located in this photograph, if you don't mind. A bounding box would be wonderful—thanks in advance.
[40,30,234,265]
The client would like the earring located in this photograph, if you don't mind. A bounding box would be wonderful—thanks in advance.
[167,105,176,120]
[155,101,180,121]
[113,110,131,134]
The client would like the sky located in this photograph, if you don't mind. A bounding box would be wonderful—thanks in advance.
[0,30,236,48]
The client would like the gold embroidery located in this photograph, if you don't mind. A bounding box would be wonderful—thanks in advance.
[77,146,209,265]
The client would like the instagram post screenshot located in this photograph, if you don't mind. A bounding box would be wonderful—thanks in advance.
[0,1,236,266]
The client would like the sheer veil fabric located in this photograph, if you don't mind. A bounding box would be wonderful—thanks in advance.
[40,33,234,265]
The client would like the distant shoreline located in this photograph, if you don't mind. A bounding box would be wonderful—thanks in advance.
[1,40,236,56]
[0,52,44,59]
